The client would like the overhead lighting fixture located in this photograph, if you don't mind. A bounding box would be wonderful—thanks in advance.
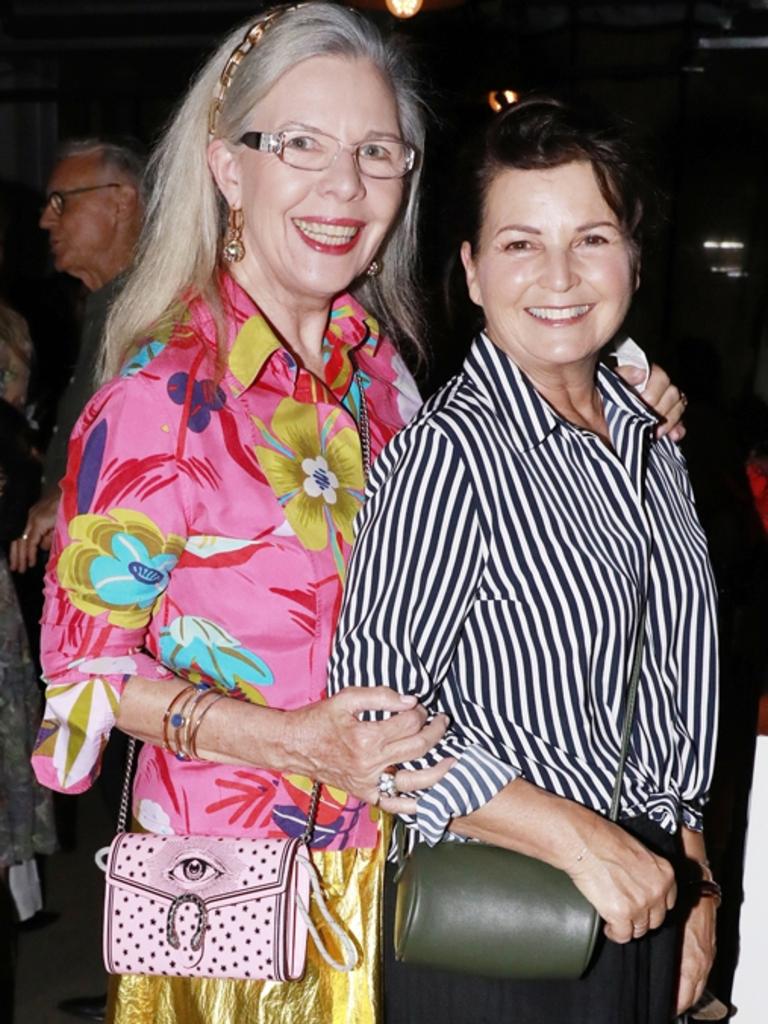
[385,0,423,18]
[709,267,749,278]
[488,90,519,113]
[703,240,744,250]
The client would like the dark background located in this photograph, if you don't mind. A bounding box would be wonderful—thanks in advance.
[2,0,767,1010]
[2,0,768,398]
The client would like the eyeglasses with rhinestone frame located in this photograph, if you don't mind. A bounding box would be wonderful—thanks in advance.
[239,129,416,180]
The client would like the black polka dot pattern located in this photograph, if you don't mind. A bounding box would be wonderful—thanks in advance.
[103,833,312,981]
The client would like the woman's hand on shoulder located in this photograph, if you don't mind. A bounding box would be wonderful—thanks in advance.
[567,816,677,943]
[282,688,448,805]
[615,362,687,441]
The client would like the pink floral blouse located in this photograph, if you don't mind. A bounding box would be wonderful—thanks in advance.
[32,274,420,850]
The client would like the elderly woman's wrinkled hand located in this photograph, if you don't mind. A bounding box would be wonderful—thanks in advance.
[286,687,449,806]
[568,818,677,944]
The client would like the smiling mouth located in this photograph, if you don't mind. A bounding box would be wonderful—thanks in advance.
[293,217,363,254]
[526,304,594,324]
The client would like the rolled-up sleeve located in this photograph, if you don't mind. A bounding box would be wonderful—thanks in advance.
[32,374,187,794]
[328,417,517,844]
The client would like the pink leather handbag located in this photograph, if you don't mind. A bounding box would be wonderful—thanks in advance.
[103,832,313,980]
[98,746,357,981]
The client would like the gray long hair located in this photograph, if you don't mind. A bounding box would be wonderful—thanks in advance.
[102,2,427,380]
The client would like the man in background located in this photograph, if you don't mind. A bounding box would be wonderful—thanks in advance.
[10,137,145,573]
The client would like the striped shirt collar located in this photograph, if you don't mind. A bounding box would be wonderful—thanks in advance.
[464,331,657,453]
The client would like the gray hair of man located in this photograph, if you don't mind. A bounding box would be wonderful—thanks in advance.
[56,137,148,200]
[102,2,427,382]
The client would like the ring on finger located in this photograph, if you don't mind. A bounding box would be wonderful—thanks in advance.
[679,391,688,407]
[21,532,29,540]
[377,771,397,799]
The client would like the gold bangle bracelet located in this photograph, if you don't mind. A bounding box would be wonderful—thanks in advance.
[189,691,228,760]
[161,686,195,755]
[180,687,218,758]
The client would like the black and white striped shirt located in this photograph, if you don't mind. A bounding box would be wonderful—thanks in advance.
[328,333,718,845]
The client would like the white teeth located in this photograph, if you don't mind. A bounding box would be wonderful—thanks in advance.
[527,305,591,321]
[294,219,359,245]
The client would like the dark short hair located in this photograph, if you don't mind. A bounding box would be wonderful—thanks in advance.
[463,96,650,266]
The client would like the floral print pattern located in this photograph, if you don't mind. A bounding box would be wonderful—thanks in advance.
[33,274,418,850]
[167,372,226,433]
[57,509,185,628]
[159,615,273,701]
[254,398,364,576]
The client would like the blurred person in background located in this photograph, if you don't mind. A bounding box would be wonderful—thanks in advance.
[10,138,145,575]
[0,301,57,1019]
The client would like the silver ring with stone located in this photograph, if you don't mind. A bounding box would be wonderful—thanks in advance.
[377,771,397,799]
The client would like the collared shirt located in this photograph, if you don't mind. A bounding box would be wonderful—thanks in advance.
[328,332,719,845]
[32,273,420,849]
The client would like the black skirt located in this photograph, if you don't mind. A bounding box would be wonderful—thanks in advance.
[383,815,683,1024]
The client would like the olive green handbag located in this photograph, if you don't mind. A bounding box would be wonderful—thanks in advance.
[392,612,646,980]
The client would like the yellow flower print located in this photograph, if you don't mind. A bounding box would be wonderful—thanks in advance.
[57,508,185,628]
[253,398,364,572]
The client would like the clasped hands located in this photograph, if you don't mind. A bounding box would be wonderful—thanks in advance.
[286,686,454,815]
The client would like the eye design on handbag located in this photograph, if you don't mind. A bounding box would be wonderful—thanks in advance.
[166,853,224,887]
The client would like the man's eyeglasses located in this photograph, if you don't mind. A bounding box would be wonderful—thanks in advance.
[239,129,416,179]
[43,183,121,216]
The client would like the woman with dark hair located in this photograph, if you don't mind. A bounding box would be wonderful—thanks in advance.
[330,97,719,1024]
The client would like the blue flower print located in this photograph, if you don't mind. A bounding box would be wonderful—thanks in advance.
[57,510,185,629]
[159,616,274,699]
[90,530,179,611]
[167,372,226,432]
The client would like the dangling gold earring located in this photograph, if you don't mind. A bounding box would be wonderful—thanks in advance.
[223,207,245,263]
[366,259,381,277]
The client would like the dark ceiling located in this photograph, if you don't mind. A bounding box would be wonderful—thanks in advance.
[1,1,768,401]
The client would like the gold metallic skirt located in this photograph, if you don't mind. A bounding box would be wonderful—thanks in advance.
[108,823,388,1024]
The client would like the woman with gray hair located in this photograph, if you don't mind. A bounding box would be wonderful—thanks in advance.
[32,5,447,1022]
